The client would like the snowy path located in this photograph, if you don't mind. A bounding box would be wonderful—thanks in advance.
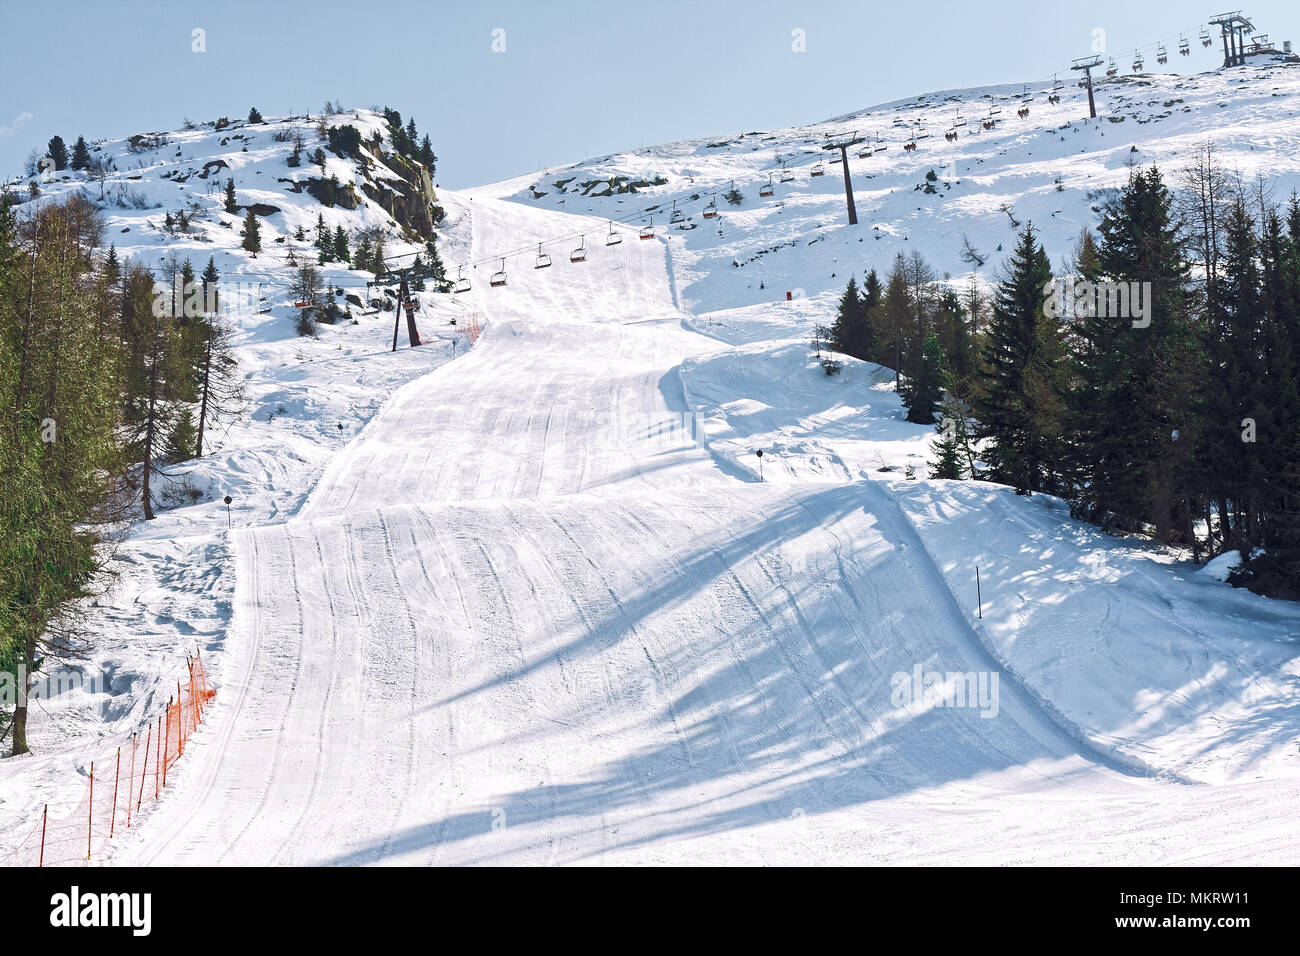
[114,195,1298,865]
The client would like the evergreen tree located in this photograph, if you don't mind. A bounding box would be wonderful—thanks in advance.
[0,196,127,752]
[828,277,866,358]
[901,334,945,424]
[878,254,911,391]
[70,135,91,171]
[46,135,69,170]
[419,134,436,172]
[241,209,261,256]
[1071,167,1199,540]
[247,106,263,124]
[859,268,883,363]
[929,397,970,480]
[224,178,238,214]
[164,407,198,462]
[973,222,1067,495]
[333,225,350,263]
[102,244,120,284]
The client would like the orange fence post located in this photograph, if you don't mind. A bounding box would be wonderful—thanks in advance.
[87,761,94,861]
[139,724,151,811]
[127,733,137,828]
[163,698,171,788]
[39,804,47,868]
[154,714,161,799]
[111,746,121,839]
[178,680,184,754]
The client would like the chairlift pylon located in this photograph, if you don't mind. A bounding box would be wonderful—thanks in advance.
[489,258,507,287]
[606,220,622,246]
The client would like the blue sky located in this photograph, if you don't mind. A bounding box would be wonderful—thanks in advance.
[2,0,1297,187]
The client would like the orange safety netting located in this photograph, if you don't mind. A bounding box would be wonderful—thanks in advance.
[0,648,215,867]
[457,313,481,345]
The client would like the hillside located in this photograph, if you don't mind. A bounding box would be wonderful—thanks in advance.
[3,62,1300,866]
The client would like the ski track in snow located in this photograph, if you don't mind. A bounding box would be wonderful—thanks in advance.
[100,191,1300,866]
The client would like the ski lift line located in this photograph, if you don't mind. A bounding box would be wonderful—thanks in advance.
[448,13,1220,276]
[446,146,840,274]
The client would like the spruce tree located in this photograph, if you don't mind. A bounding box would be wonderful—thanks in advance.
[165,407,198,462]
[46,135,69,171]
[973,222,1066,495]
[241,209,262,256]
[333,226,350,263]
[224,178,238,214]
[902,334,945,424]
[70,135,91,171]
[1072,167,1199,540]
[929,397,970,479]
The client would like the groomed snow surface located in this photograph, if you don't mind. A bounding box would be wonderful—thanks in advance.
[94,191,1300,866]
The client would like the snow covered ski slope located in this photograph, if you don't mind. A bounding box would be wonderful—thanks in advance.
[106,191,1300,866]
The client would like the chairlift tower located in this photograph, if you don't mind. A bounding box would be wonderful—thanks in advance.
[1071,55,1104,119]
[374,261,429,351]
[1210,11,1256,67]
[822,133,865,225]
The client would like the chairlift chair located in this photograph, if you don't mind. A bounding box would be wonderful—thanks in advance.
[403,298,419,312]
[903,129,918,152]
[606,220,622,246]
[759,176,774,197]
[534,242,552,269]
[702,198,719,219]
[1157,43,1168,65]
[810,161,826,177]
[1106,57,1118,77]
[489,258,507,287]
[1132,51,1144,72]
[1179,35,1191,56]
[570,236,586,263]
[640,217,655,240]
[1048,77,1061,105]
[779,163,795,182]
[873,134,888,152]
[857,144,873,158]
[453,266,471,294]
[1017,104,1030,119]
[669,201,685,224]
[1200,26,1213,47]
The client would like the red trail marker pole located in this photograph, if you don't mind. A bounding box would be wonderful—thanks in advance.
[87,761,94,861]
[111,747,121,839]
